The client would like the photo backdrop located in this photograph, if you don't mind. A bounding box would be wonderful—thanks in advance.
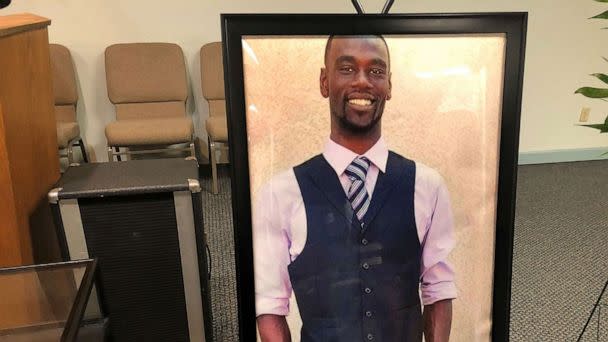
[243,35,506,342]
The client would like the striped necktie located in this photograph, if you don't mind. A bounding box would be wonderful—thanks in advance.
[345,156,371,222]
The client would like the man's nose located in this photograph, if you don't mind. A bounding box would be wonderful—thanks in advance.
[352,70,372,88]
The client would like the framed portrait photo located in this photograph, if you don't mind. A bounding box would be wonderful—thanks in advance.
[222,13,527,342]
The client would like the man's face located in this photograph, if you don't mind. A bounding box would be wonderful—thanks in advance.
[320,37,392,135]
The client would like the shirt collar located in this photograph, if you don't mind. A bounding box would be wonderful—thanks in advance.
[323,137,389,176]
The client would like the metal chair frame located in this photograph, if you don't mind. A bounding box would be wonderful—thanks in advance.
[208,137,229,194]
[59,136,89,165]
[107,138,196,162]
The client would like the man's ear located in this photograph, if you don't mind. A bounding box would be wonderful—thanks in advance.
[320,67,329,98]
[387,71,392,101]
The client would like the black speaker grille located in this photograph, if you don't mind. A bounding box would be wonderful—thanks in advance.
[79,193,190,341]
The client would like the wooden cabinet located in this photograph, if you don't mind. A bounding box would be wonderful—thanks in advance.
[0,13,61,267]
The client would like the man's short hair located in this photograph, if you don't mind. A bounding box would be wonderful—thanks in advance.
[323,34,390,67]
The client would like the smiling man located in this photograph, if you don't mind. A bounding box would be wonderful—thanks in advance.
[254,35,456,342]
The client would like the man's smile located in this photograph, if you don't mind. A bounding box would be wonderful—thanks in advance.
[348,98,373,106]
[346,94,376,110]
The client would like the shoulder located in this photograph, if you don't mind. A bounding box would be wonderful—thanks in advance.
[414,162,446,192]
[258,154,324,198]
[294,154,325,173]
[413,161,452,213]
[388,151,445,190]
[257,168,300,200]
[253,167,302,225]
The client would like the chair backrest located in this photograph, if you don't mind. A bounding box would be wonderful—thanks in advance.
[49,44,78,123]
[105,43,188,120]
[200,42,225,119]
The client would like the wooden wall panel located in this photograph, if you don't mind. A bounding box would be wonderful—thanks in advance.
[0,13,59,330]
[0,103,22,267]
[0,14,60,267]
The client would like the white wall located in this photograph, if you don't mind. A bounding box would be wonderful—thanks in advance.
[4,0,608,160]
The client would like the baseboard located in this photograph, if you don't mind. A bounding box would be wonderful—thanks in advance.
[518,147,608,165]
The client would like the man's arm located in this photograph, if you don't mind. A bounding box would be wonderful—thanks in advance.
[258,314,291,342]
[253,171,300,341]
[423,299,452,342]
[416,167,456,341]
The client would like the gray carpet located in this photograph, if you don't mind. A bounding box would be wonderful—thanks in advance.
[200,160,608,341]
[510,160,608,342]
[200,167,239,341]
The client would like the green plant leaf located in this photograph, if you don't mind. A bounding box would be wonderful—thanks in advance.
[578,115,608,132]
[591,73,608,84]
[602,151,608,156]
[575,87,608,98]
[590,10,608,19]
[594,0,608,3]
[579,123,608,132]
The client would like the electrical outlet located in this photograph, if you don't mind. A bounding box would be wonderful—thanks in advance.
[579,107,591,122]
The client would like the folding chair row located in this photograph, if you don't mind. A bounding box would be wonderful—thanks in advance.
[50,42,229,193]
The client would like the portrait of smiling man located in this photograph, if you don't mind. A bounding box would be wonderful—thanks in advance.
[253,35,457,342]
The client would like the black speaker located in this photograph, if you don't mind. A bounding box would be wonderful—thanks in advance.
[49,158,213,341]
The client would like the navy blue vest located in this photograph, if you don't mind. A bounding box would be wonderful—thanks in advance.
[290,152,422,342]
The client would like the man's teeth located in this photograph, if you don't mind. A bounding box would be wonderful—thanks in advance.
[348,99,372,106]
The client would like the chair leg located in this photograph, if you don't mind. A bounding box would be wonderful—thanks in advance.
[66,142,75,165]
[189,142,196,159]
[78,138,89,163]
[207,137,212,163]
[115,146,122,161]
[107,146,114,162]
[210,139,219,195]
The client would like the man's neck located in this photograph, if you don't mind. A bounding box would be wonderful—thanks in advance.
[329,132,381,155]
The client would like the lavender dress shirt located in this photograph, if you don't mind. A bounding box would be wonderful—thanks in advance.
[253,138,457,317]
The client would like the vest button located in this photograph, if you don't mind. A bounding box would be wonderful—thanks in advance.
[367,333,374,340]
[364,287,372,294]
[361,238,368,245]
[362,262,370,270]
[365,310,373,317]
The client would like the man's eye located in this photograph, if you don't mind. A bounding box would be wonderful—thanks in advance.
[370,68,385,75]
[339,66,354,73]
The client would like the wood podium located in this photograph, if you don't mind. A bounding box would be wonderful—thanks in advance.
[0,13,61,267]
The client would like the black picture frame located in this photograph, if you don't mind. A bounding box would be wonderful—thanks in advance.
[222,13,527,342]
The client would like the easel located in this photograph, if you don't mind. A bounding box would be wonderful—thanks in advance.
[577,279,608,342]
[351,0,394,14]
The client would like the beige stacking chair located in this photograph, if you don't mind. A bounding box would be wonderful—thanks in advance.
[104,43,195,161]
[201,42,229,194]
[50,44,88,165]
